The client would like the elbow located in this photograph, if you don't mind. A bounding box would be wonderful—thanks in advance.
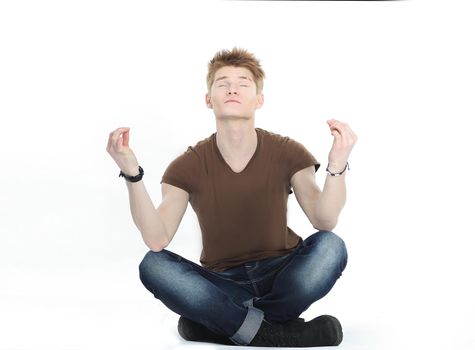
[313,220,337,232]
[145,236,170,253]
[148,245,162,252]
[148,242,168,252]
[141,225,171,252]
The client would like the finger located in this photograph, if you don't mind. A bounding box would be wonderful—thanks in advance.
[123,129,130,147]
[107,133,112,150]
[330,121,357,149]
[331,128,342,145]
[107,129,120,150]
[115,133,124,150]
[330,122,351,145]
[329,121,343,136]
[328,119,344,130]
[112,127,129,138]
[338,123,350,144]
[328,120,356,148]
[340,124,356,144]
[111,127,129,149]
[348,127,358,142]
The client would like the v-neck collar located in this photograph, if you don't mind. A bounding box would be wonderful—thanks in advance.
[213,128,261,174]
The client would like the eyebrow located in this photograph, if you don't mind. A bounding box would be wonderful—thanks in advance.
[215,76,253,83]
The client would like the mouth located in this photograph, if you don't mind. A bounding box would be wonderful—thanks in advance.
[225,100,241,104]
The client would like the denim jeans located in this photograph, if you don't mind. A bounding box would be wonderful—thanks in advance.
[139,230,348,346]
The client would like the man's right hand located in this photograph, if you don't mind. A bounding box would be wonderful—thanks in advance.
[106,127,140,176]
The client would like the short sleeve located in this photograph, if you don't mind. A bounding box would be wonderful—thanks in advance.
[160,146,199,195]
[283,137,320,195]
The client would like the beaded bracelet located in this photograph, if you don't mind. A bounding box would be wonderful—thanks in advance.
[326,162,349,176]
[119,165,144,182]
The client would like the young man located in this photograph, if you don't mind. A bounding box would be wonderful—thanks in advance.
[106,47,357,347]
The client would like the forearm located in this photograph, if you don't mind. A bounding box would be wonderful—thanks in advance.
[125,180,169,250]
[314,171,347,231]
[314,118,356,231]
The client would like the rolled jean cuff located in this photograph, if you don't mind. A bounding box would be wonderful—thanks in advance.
[230,297,264,345]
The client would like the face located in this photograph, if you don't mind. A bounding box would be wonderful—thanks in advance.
[205,66,264,119]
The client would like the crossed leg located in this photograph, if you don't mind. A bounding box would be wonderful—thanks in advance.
[138,230,347,345]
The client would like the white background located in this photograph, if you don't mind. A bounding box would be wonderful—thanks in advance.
[1,0,474,349]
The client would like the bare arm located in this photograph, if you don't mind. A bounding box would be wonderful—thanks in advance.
[291,166,344,231]
[107,127,189,251]
[314,171,346,230]
[127,180,190,251]
[125,179,169,251]
[315,119,356,228]
[291,119,356,231]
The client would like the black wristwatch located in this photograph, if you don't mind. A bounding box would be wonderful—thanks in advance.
[119,166,144,182]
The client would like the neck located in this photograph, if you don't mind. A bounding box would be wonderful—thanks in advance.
[215,119,257,159]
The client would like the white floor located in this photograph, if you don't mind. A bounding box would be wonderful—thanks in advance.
[2,0,475,348]
[2,252,473,350]
[0,262,371,350]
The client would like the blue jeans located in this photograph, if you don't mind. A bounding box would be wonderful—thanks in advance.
[139,230,348,346]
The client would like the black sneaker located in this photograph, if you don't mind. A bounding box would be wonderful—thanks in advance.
[269,317,306,326]
[177,316,235,345]
[249,315,343,347]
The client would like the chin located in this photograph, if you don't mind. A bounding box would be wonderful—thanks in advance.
[217,114,252,120]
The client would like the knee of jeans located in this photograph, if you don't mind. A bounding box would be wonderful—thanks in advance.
[317,231,348,271]
[138,249,174,286]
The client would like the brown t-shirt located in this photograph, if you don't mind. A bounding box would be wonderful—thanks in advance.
[160,127,320,272]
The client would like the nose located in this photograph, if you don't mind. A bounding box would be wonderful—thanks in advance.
[226,84,239,95]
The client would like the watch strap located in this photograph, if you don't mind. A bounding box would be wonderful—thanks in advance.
[119,166,144,182]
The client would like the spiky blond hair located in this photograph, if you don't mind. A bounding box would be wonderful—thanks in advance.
[207,47,265,94]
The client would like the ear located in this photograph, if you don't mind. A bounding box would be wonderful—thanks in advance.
[205,93,213,109]
[255,93,264,110]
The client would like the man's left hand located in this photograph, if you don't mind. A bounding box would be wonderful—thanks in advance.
[326,119,358,173]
